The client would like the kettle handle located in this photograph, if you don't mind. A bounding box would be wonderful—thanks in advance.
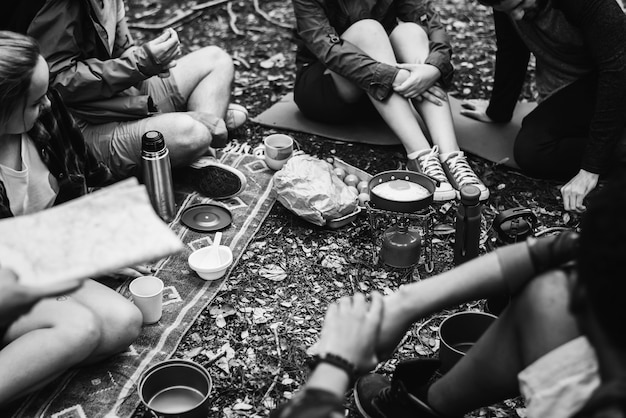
[493,207,537,235]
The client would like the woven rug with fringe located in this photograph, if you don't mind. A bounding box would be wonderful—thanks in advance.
[4,144,276,418]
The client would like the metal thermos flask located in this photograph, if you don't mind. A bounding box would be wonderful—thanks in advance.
[141,130,176,222]
[453,185,482,266]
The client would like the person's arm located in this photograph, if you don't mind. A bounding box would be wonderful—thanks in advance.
[376,233,580,358]
[485,10,530,122]
[271,293,384,418]
[27,0,167,104]
[292,0,399,101]
[556,0,626,175]
[395,0,454,87]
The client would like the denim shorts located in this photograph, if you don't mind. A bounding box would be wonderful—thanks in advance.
[518,336,600,418]
[76,76,187,179]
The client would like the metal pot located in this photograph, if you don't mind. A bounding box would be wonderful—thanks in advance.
[368,171,436,213]
[138,359,212,418]
[379,221,422,268]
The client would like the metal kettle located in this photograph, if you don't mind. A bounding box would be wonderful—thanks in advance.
[379,220,421,268]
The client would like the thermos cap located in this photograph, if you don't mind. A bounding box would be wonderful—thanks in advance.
[141,131,165,153]
[459,184,481,205]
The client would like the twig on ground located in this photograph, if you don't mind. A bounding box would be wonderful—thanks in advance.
[233,53,251,69]
[128,0,230,30]
[226,2,243,35]
[261,324,283,402]
[202,350,227,368]
[253,0,293,30]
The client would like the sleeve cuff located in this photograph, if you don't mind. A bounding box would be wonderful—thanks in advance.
[368,63,399,101]
[424,54,453,89]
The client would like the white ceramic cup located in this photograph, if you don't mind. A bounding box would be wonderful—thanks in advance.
[254,134,294,170]
[129,276,164,324]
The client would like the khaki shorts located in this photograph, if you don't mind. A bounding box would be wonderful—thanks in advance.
[518,336,600,418]
[77,76,187,179]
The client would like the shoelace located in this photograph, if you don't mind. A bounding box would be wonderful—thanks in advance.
[445,153,482,188]
[418,147,447,182]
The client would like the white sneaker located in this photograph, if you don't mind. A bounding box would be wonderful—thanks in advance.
[225,103,248,131]
[442,151,490,201]
[407,146,456,202]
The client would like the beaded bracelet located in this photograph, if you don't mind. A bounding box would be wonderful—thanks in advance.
[311,353,357,381]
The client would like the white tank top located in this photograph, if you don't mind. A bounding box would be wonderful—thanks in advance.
[0,134,59,216]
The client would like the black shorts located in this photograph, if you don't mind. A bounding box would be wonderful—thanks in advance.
[293,62,377,123]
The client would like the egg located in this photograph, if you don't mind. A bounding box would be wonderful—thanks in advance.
[343,174,360,187]
[333,167,346,180]
[371,180,430,202]
[357,180,369,193]
[358,192,371,205]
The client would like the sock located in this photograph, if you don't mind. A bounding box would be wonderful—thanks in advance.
[407,148,427,160]
[440,152,454,162]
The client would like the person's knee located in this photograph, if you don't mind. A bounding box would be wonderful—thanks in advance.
[167,114,212,154]
[513,125,547,177]
[514,269,571,317]
[345,19,387,41]
[104,301,142,351]
[390,22,429,59]
[196,45,234,78]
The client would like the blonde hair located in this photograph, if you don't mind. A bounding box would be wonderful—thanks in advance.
[0,31,41,125]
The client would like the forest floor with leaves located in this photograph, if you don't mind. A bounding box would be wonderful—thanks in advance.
[127,0,580,416]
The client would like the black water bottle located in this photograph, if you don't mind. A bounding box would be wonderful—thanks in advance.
[141,130,176,222]
[453,185,482,265]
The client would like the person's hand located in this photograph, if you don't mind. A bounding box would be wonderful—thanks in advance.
[104,265,152,280]
[316,292,384,373]
[393,63,442,101]
[0,267,84,328]
[413,84,449,106]
[459,99,496,123]
[144,28,181,77]
[560,169,599,213]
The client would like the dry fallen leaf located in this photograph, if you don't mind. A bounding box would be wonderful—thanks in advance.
[259,264,287,281]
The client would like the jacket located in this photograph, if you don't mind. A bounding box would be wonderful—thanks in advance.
[292,0,454,101]
[485,0,626,175]
[20,0,165,124]
[0,90,113,219]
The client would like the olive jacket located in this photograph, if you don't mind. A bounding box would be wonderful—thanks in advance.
[12,0,164,124]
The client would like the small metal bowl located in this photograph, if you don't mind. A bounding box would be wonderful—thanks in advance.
[368,171,436,213]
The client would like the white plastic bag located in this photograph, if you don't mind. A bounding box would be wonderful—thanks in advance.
[273,155,358,226]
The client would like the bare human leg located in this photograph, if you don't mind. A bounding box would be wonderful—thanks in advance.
[0,296,102,405]
[329,19,431,155]
[428,270,581,416]
[389,22,459,155]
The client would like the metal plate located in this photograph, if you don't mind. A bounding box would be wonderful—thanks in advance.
[181,204,233,232]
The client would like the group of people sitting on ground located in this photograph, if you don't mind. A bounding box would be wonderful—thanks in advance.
[0,0,624,413]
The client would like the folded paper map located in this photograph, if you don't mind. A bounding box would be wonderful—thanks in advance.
[0,178,184,286]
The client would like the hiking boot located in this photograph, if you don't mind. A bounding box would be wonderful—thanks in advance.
[184,156,247,199]
[442,151,489,201]
[354,359,444,418]
[407,146,456,202]
[225,103,248,131]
